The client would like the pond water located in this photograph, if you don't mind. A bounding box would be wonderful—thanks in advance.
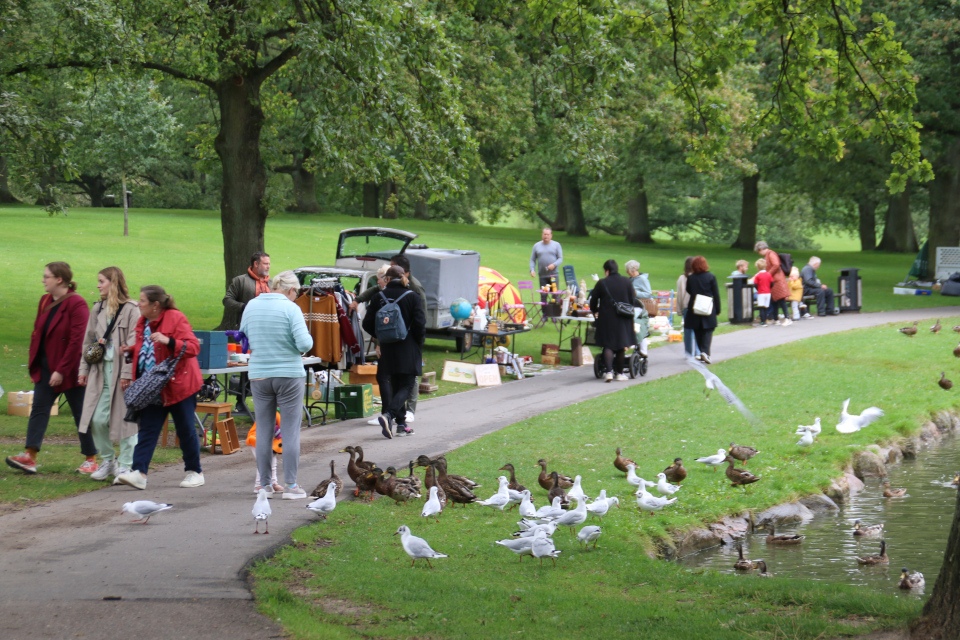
[677,434,960,599]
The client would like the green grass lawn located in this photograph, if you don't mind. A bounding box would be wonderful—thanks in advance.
[250,318,960,640]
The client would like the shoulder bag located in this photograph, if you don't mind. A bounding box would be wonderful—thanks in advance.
[83,301,123,365]
[602,281,636,318]
[124,343,188,413]
[692,293,714,316]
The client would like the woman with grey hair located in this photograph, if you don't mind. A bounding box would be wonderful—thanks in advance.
[754,241,791,325]
[240,270,313,499]
[625,260,653,356]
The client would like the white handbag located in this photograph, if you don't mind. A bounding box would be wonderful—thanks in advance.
[692,294,713,316]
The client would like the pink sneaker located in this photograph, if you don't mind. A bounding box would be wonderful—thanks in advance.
[76,459,99,474]
[6,453,37,474]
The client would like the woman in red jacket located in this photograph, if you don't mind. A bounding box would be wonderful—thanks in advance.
[6,262,97,475]
[114,285,205,490]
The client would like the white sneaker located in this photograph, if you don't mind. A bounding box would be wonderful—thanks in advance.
[802,313,813,319]
[781,318,792,326]
[405,411,415,423]
[180,471,205,488]
[701,353,712,364]
[112,467,131,484]
[282,484,308,499]
[615,374,629,382]
[91,459,116,481]
[367,418,380,425]
[603,371,613,383]
[115,469,147,490]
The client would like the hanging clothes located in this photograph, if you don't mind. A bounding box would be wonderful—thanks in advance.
[296,293,341,363]
[333,291,363,362]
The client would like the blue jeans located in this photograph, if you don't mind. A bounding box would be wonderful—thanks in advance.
[682,311,701,357]
[132,394,201,475]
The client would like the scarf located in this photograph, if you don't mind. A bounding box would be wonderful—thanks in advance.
[248,267,270,297]
[138,324,156,376]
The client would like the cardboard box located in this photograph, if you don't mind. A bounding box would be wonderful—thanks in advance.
[348,363,379,397]
[541,343,560,365]
[6,391,58,417]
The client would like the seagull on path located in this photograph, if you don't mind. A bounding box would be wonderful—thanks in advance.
[836,398,884,433]
[252,488,271,533]
[531,529,561,567]
[655,473,681,496]
[795,417,821,438]
[121,501,172,524]
[686,355,757,423]
[421,486,443,521]
[695,449,728,471]
[395,525,448,568]
[577,525,603,550]
[306,485,337,520]
[476,476,511,514]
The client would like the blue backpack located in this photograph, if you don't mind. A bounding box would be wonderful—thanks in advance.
[375,291,412,344]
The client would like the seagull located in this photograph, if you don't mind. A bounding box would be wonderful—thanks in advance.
[395,525,448,568]
[476,476,511,514]
[533,496,565,520]
[306,484,337,520]
[252,488,271,534]
[586,496,610,521]
[553,495,588,534]
[695,449,728,471]
[795,417,821,438]
[686,355,757,423]
[577,525,603,550]
[517,490,537,519]
[626,464,655,488]
[513,520,558,538]
[836,398,884,433]
[655,472,681,496]
[796,428,815,447]
[531,529,561,567]
[494,536,534,562]
[567,475,590,502]
[121,500,172,524]
[635,485,678,515]
[421,486,443,521]
[506,488,526,509]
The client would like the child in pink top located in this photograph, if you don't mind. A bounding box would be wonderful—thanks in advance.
[753,259,772,325]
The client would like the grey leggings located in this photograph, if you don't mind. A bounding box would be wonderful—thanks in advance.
[250,377,304,487]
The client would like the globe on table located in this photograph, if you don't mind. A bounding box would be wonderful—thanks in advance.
[450,298,472,320]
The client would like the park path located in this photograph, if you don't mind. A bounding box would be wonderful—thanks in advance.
[0,307,955,640]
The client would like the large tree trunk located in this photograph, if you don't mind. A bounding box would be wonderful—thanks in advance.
[214,75,269,331]
[731,173,759,250]
[877,179,918,253]
[559,170,587,236]
[626,174,654,244]
[381,180,398,219]
[927,138,960,275]
[0,156,19,203]
[910,487,960,640]
[87,175,107,208]
[284,149,320,213]
[34,166,57,206]
[856,196,877,251]
[553,174,567,231]
[362,182,380,218]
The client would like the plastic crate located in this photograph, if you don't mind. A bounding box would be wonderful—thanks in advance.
[334,384,374,419]
[195,331,228,369]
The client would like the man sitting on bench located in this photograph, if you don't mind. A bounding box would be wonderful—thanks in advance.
[801,256,837,316]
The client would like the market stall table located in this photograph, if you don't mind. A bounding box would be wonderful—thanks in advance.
[553,314,596,352]
[448,325,530,364]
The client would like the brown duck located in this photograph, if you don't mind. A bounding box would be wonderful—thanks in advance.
[756,560,773,577]
[356,466,382,501]
[380,467,421,505]
[310,459,343,499]
[536,459,572,491]
[898,321,918,336]
[856,540,889,565]
[547,471,571,509]
[954,325,960,334]
[340,446,366,492]
[498,463,527,492]
[728,443,759,466]
[423,460,447,505]
[663,458,687,484]
[404,460,423,495]
[725,456,761,487]
[764,523,804,545]
[432,455,481,490]
[953,343,960,358]
[416,455,438,489]
[882,481,907,498]
[931,319,942,334]
[614,448,636,473]
[733,540,756,571]
[939,372,953,390]
[435,459,477,507]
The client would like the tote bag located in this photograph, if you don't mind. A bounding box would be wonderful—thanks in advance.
[692,294,714,316]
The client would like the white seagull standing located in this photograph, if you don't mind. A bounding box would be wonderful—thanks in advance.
[636,485,678,515]
[121,500,172,524]
[252,488,271,534]
[796,428,815,447]
[695,448,728,471]
[517,490,537,519]
[533,496,565,520]
[686,355,757,423]
[577,525,603,550]
[421,486,443,521]
[306,484,337,520]
[513,520,558,538]
[476,476,511,514]
[626,464,656,489]
[795,417,821,438]
[586,495,611,521]
[395,525,448,568]
[553,495,588,534]
[567,475,590,502]
[531,529,561,567]
[836,399,884,434]
[655,472,682,496]
[494,536,534,562]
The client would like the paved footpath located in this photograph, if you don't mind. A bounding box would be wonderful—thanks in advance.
[1,307,955,639]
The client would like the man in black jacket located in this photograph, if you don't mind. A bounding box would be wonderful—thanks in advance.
[800,257,837,316]
[222,252,271,330]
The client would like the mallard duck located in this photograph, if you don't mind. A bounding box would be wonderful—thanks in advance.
[405,460,423,495]
[733,540,756,571]
[852,519,884,537]
[725,456,761,487]
[663,458,687,483]
[548,471,571,509]
[938,372,953,391]
[382,466,422,504]
[953,343,960,358]
[856,539,889,565]
[756,560,773,577]
[951,472,959,486]
[954,325,960,334]
[310,459,343,499]
[931,319,942,334]
[356,466,381,501]
[614,447,636,473]
[883,481,907,498]
[764,523,804,545]
[434,460,477,507]
[415,455,438,488]
[433,456,481,490]
[898,321,918,336]
[353,445,376,471]
[729,443,759,466]
[836,398,884,433]
[498,463,527,492]
[898,567,925,589]
[340,446,361,485]
[536,459,572,491]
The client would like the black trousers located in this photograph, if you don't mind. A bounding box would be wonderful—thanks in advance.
[377,369,416,426]
[26,364,96,456]
[693,328,714,356]
[805,287,835,315]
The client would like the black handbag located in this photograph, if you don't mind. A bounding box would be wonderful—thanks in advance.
[603,281,636,318]
[124,343,188,413]
[83,302,122,365]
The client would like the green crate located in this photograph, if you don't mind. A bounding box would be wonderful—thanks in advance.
[334,384,374,419]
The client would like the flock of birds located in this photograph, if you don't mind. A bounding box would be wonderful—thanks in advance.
[897,318,960,390]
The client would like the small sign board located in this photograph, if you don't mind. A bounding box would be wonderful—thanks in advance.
[442,360,477,385]
[580,346,594,364]
[475,363,502,387]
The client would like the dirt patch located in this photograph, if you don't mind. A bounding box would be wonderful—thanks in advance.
[828,629,908,640]
[315,538,335,548]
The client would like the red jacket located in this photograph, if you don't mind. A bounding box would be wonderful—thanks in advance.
[753,270,772,295]
[29,293,90,393]
[132,308,202,406]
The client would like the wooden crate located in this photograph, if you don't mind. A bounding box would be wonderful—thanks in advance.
[419,371,438,392]
[211,417,240,455]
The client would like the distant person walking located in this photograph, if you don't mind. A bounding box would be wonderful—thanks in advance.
[589,259,636,382]
[222,251,271,331]
[6,262,95,475]
[754,242,791,326]
[685,256,721,364]
[529,228,563,292]
[675,257,701,359]
[77,267,141,481]
[240,270,314,499]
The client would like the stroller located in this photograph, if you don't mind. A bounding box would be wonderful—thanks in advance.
[593,344,648,379]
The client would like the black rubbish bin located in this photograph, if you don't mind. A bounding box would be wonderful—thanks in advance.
[726,276,755,324]
[837,268,862,312]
